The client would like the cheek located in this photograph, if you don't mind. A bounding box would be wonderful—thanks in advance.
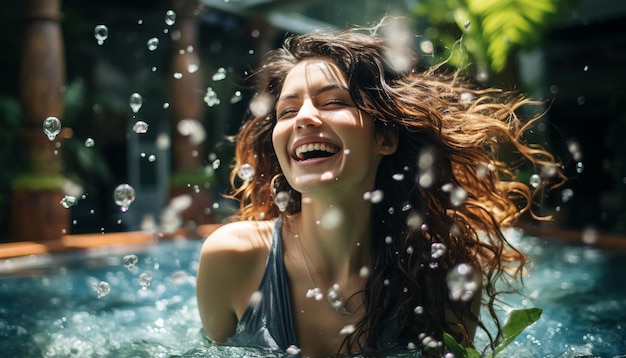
[272,122,291,161]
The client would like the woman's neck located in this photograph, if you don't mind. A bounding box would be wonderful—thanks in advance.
[289,196,372,287]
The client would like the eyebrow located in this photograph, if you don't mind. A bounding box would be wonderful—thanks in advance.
[278,83,349,102]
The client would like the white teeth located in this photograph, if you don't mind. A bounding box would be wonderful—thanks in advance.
[295,142,339,159]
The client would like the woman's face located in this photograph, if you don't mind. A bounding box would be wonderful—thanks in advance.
[272,58,393,198]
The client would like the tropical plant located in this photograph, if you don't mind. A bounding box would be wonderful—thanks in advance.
[413,0,578,75]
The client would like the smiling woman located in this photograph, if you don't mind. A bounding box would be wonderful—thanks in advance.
[195,20,565,357]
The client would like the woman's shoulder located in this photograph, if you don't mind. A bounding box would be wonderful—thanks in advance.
[201,219,275,257]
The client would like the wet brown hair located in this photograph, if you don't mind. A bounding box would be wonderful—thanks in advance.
[227,22,564,355]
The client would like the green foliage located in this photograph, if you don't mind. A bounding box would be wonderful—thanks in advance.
[414,0,577,73]
[444,307,542,357]
[11,174,65,191]
[170,169,216,188]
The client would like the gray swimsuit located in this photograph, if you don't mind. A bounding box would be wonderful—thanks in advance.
[226,218,300,354]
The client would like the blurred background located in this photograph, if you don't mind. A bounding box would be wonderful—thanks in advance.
[0,0,625,243]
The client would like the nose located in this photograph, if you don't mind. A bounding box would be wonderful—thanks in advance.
[294,99,322,129]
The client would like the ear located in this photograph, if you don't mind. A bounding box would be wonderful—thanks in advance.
[375,126,399,155]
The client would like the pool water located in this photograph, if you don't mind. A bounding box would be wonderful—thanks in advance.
[0,233,625,357]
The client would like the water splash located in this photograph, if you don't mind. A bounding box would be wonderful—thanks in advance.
[113,184,136,212]
[43,116,62,141]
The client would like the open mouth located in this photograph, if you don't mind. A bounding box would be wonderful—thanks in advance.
[294,142,341,161]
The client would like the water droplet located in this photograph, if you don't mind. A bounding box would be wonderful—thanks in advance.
[129,92,143,113]
[583,65,589,71]
[274,191,290,212]
[561,188,574,203]
[446,263,479,301]
[212,67,227,81]
[582,227,598,244]
[138,272,152,290]
[460,92,475,104]
[84,138,95,147]
[464,20,471,30]
[156,133,170,150]
[567,140,583,161]
[147,37,159,51]
[364,189,384,203]
[187,64,199,73]
[93,280,111,298]
[414,306,424,314]
[177,118,206,145]
[123,254,138,270]
[340,324,355,335]
[203,87,220,107]
[60,195,78,209]
[94,25,108,45]
[577,96,586,105]
[286,345,301,355]
[43,116,62,141]
[576,161,584,173]
[165,10,176,26]
[148,154,156,162]
[133,121,149,134]
[211,159,221,169]
[249,93,274,118]
[430,242,447,259]
[392,173,405,181]
[406,212,422,228]
[237,163,255,181]
[529,174,542,188]
[327,284,346,309]
[173,72,183,79]
[114,183,136,212]
[229,90,243,104]
[248,291,263,309]
[321,207,344,229]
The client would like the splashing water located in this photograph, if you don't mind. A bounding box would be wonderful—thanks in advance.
[446,263,480,302]
[165,10,176,26]
[133,121,149,134]
[123,254,139,270]
[274,191,290,212]
[43,116,62,141]
[60,195,78,209]
[129,92,143,113]
[113,184,136,212]
[94,25,108,45]
[237,163,255,182]
[147,37,159,51]
[212,67,227,81]
[203,87,220,107]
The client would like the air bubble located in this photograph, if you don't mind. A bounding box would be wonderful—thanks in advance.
[93,281,111,298]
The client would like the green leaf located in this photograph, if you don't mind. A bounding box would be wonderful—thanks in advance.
[443,333,481,358]
[491,308,543,357]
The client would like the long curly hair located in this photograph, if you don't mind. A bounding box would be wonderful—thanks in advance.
[227,23,564,355]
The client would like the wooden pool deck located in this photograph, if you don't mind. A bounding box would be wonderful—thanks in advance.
[0,224,624,260]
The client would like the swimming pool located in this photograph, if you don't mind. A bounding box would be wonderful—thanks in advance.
[1,232,625,357]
